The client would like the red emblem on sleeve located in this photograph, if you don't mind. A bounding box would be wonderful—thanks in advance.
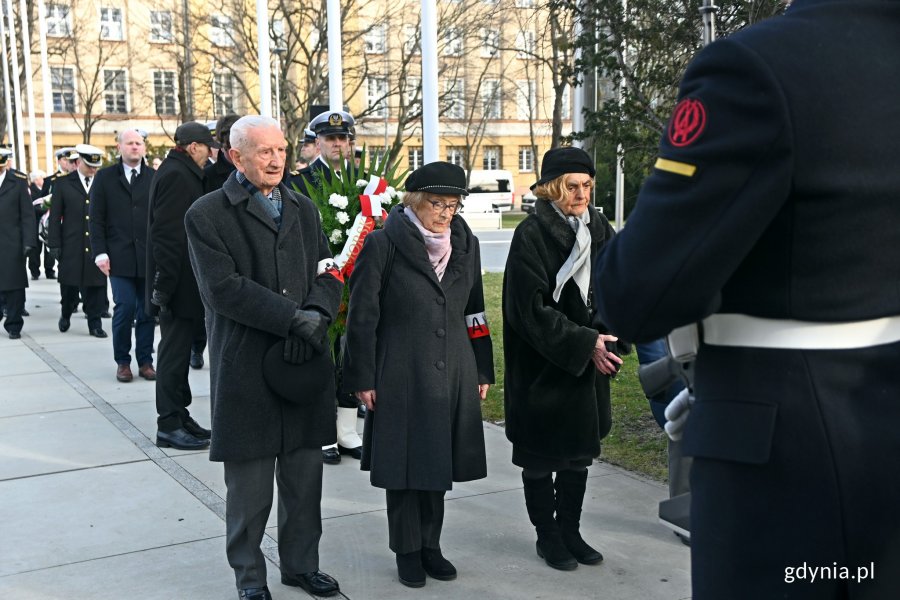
[667,98,707,147]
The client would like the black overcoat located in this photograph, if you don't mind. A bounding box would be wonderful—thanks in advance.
[594,0,900,596]
[342,205,494,491]
[185,174,343,462]
[0,170,36,291]
[203,155,235,194]
[89,161,155,278]
[503,200,615,464]
[47,173,106,288]
[146,149,205,318]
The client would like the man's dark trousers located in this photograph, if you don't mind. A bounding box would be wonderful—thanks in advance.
[224,446,323,588]
[1,288,25,334]
[156,311,201,431]
[110,275,154,367]
[61,283,105,331]
[28,243,55,277]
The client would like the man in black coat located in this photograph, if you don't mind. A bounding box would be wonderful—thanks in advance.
[47,144,108,338]
[594,2,900,598]
[147,122,219,451]
[27,170,53,280]
[185,115,343,600]
[204,113,240,194]
[90,129,156,383]
[0,150,36,339]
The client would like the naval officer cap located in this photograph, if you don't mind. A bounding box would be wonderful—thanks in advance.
[0,147,12,166]
[74,143,104,167]
[302,127,316,144]
[55,147,75,160]
[310,110,355,136]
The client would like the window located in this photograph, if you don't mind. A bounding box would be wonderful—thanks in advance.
[483,146,501,170]
[365,24,386,54]
[366,77,388,118]
[480,29,499,57]
[515,79,535,120]
[443,28,462,56]
[46,4,72,37]
[153,71,177,115]
[408,146,423,170]
[103,69,128,114]
[519,146,535,172]
[367,146,388,168]
[403,24,420,55]
[444,78,464,119]
[405,76,420,107]
[516,31,535,58]
[561,84,571,120]
[210,15,234,47]
[446,147,467,167]
[213,72,237,115]
[150,11,173,42]
[50,67,76,113]
[515,0,534,7]
[481,78,501,119]
[100,7,124,40]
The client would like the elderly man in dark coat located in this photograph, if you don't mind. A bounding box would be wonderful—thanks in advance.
[47,144,109,338]
[147,122,217,451]
[0,151,36,339]
[185,115,344,600]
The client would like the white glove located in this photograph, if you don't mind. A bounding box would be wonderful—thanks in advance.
[663,388,695,441]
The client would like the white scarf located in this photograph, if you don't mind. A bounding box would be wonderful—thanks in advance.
[551,203,592,305]
[404,206,452,281]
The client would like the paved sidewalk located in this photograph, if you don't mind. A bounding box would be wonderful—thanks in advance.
[0,277,690,599]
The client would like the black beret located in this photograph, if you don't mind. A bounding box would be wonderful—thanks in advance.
[404,161,469,196]
[531,146,596,190]
[262,342,336,404]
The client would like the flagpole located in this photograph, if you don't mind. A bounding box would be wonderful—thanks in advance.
[0,5,14,147]
[255,0,271,117]
[5,0,26,164]
[326,0,342,110]
[37,0,53,171]
[18,0,39,171]
[420,0,438,163]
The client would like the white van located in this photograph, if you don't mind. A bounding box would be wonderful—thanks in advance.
[461,169,515,213]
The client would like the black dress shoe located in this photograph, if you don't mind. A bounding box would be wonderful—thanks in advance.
[338,445,363,460]
[101,311,112,318]
[58,317,70,332]
[396,551,426,588]
[322,447,341,464]
[190,351,204,369]
[31,273,39,280]
[46,272,56,279]
[90,328,108,338]
[183,415,211,439]
[237,586,271,600]
[156,427,210,450]
[21,309,29,317]
[281,571,340,597]
[8,331,21,340]
[422,547,457,580]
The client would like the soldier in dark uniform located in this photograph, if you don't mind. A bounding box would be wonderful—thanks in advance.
[285,110,355,195]
[47,144,108,338]
[0,149,36,339]
[33,148,77,279]
[594,2,900,598]
[204,114,241,194]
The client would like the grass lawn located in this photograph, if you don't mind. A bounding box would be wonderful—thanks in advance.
[501,212,528,229]
[481,272,668,482]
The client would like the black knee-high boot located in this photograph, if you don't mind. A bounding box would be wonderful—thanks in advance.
[522,472,578,570]
[554,469,603,564]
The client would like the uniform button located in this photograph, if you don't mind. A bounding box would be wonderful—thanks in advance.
[84,231,88,236]
[435,360,445,370]
[85,200,90,204]
[436,328,445,337]
[436,297,445,305]
[85,215,89,220]
[85,248,90,253]
[282,288,289,296]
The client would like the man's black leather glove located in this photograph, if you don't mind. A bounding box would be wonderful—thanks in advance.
[23,246,34,256]
[48,247,61,261]
[151,289,171,313]
[289,309,328,354]
[283,336,314,364]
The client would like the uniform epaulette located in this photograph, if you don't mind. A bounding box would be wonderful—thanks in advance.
[48,172,59,181]
[290,170,299,176]
[13,170,27,179]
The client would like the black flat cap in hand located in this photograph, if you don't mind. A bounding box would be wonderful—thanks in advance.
[262,342,335,404]
[531,146,596,190]
[405,161,469,196]
[175,122,222,149]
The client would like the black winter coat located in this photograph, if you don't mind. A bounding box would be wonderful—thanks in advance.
[203,155,235,194]
[89,161,154,278]
[503,199,615,464]
[343,205,494,491]
[185,174,344,462]
[47,173,107,288]
[146,149,205,318]
[0,170,36,291]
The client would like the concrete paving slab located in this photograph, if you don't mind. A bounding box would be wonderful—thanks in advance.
[0,344,52,378]
[0,461,225,578]
[0,371,91,418]
[0,407,147,480]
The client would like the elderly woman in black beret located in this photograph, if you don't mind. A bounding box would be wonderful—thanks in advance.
[342,161,494,588]
[503,147,624,571]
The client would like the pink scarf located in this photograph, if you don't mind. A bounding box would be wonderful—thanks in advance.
[404,206,452,281]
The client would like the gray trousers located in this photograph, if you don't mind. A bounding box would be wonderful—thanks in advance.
[224,446,323,589]
[385,489,445,554]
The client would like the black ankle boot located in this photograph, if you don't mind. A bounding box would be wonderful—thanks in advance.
[555,469,603,565]
[396,550,426,588]
[422,547,457,580]
[522,472,578,571]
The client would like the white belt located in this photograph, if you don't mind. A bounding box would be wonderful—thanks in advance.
[701,313,900,350]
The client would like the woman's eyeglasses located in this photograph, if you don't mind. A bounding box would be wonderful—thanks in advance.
[427,199,463,215]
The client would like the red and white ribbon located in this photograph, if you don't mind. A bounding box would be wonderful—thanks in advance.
[335,213,376,277]
[359,175,388,217]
